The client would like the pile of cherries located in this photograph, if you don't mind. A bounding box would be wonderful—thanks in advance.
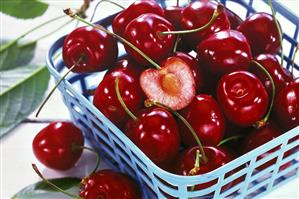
[33,0,299,198]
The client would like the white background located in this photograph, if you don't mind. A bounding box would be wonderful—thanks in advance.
[1,0,298,198]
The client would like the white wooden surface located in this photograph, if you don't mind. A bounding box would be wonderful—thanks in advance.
[1,0,298,198]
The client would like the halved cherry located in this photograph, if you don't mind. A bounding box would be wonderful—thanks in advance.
[140,56,196,110]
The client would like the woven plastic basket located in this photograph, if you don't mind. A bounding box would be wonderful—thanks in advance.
[46,0,299,198]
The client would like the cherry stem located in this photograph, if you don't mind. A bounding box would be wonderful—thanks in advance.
[90,0,125,22]
[188,150,201,193]
[0,15,66,53]
[115,78,138,121]
[177,0,179,6]
[32,164,82,199]
[72,145,100,175]
[217,135,242,147]
[144,99,207,164]
[268,0,284,66]
[35,57,83,117]
[251,60,275,128]
[160,4,223,35]
[173,35,181,53]
[291,44,299,76]
[64,9,161,70]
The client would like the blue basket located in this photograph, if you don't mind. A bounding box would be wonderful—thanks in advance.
[46,0,299,198]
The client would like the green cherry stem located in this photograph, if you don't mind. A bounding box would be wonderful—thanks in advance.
[268,0,284,66]
[35,56,84,117]
[189,150,201,193]
[115,77,138,121]
[32,164,82,199]
[177,0,180,6]
[251,60,276,128]
[291,44,299,76]
[217,135,242,147]
[160,4,223,35]
[0,15,66,53]
[64,8,161,70]
[173,35,181,53]
[144,100,207,163]
[90,0,125,22]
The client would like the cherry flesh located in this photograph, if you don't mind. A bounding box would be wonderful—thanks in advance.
[180,0,230,48]
[112,0,164,36]
[237,12,281,56]
[124,13,176,66]
[179,94,225,147]
[197,30,252,76]
[273,80,299,131]
[63,26,118,73]
[217,71,269,126]
[249,54,293,95]
[32,122,84,170]
[80,169,142,199]
[93,58,144,129]
[125,107,181,166]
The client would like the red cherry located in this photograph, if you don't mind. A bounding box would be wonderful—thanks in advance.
[273,80,299,131]
[164,6,183,30]
[237,12,281,56]
[217,71,269,126]
[197,30,252,75]
[181,0,230,48]
[224,8,243,29]
[125,107,181,166]
[249,54,293,95]
[112,0,164,36]
[32,122,84,170]
[179,94,225,147]
[80,170,142,199]
[176,146,233,190]
[123,13,175,66]
[93,58,144,128]
[140,56,196,110]
[62,26,118,73]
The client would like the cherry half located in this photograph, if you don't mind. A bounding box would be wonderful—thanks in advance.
[63,26,118,73]
[32,122,84,170]
[217,71,269,126]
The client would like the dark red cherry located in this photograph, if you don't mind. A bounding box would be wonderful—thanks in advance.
[179,94,225,147]
[112,0,164,36]
[63,26,118,73]
[124,13,176,65]
[249,54,293,95]
[181,0,230,48]
[32,122,84,170]
[80,170,142,199]
[217,71,269,126]
[273,80,299,131]
[93,58,144,129]
[237,12,281,56]
[176,146,233,190]
[164,6,183,30]
[197,30,252,75]
[224,8,243,29]
[125,107,181,165]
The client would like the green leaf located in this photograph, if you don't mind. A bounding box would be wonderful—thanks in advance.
[0,39,37,71]
[0,0,48,19]
[0,65,50,137]
[12,177,81,199]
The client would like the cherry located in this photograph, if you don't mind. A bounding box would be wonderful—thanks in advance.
[112,0,164,36]
[140,56,196,110]
[62,26,118,73]
[249,54,293,95]
[123,13,176,65]
[176,146,233,190]
[237,12,281,56]
[217,71,269,126]
[32,122,84,170]
[179,94,225,147]
[180,0,230,48]
[93,58,144,129]
[197,30,252,75]
[125,107,181,166]
[80,169,141,199]
[164,6,183,30]
[273,80,299,131]
[224,7,243,29]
